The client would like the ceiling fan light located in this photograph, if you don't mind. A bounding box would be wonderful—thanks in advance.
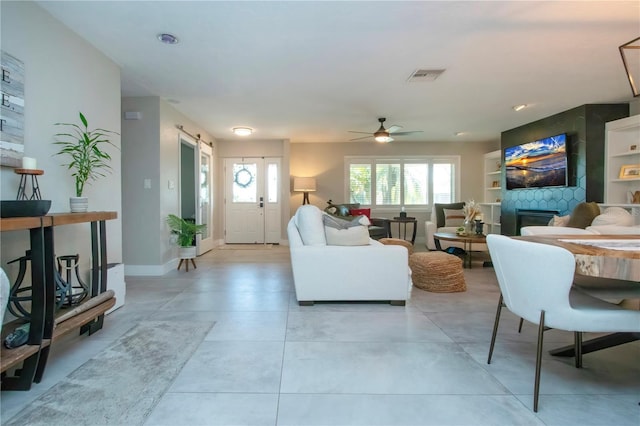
[375,135,393,143]
[232,127,253,136]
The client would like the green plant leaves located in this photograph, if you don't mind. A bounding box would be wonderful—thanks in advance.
[166,214,207,247]
[53,112,119,197]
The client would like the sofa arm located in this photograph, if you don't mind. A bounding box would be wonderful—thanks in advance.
[425,221,438,250]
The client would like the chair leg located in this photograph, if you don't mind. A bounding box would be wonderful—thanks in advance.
[487,294,503,364]
[518,317,524,333]
[574,331,583,368]
[533,310,545,413]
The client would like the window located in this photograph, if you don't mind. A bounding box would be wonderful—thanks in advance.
[346,156,459,208]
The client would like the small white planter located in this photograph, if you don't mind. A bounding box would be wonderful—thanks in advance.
[70,196,88,213]
[179,246,197,259]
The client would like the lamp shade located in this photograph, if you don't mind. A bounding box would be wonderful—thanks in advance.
[293,177,316,192]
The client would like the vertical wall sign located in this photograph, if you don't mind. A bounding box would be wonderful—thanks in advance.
[1,51,25,168]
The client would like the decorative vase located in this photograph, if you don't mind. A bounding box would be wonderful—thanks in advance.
[464,218,474,235]
[69,196,88,213]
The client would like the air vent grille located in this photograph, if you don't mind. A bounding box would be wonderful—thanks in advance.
[407,68,445,82]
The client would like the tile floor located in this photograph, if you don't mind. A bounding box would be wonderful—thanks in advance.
[1,245,639,425]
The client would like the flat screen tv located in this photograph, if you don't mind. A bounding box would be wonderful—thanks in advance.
[505,133,568,190]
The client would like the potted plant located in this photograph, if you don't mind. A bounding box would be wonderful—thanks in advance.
[166,214,207,259]
[54,112,118,213]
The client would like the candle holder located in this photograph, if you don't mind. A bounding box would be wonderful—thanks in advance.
[474,219,485,235]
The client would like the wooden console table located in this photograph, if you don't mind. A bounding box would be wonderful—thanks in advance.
[0,211,117,390]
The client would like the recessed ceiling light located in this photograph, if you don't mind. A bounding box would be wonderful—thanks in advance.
[157,33,179,44]
[513,104,527,112]
[232,127,253,136]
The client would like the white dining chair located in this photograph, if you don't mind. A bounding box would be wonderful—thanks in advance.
[486,234,640,412]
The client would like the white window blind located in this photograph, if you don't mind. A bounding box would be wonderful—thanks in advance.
[345,156,458,208]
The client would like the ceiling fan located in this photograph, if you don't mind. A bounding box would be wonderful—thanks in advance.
[348,117,423,143]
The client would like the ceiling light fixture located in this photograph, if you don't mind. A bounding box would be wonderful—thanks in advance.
[157,33,179,44]
[454,132,466,136]
[619,36,640,97]
[513,104,527,112]
[232,127,253,136]
[374,135,393,143]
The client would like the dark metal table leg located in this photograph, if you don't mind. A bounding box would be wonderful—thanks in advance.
[549,332,640,357]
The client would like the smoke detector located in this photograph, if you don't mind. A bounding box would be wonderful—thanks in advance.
[407,69,445,82]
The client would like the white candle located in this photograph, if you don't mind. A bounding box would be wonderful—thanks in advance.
[22,157,37,170]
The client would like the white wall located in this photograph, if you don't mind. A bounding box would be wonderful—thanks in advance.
[121,97,217,274]
[1,2,122,284]
[121,97,160,267]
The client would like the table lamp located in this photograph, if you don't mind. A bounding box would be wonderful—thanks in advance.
[293,177,316,205]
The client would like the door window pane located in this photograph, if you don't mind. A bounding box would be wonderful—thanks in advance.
[404,163,428,205]
[349,164,371,204]
[233,163,257,202]
[376,163,400,205]
[267,162,278,203]
[433,163,453,203]
[200,153,211,238]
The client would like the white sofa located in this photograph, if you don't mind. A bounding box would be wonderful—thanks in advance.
[287,205,412,305]
[521,206,640,236]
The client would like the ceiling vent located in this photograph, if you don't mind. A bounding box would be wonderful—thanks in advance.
[407,68,445,82]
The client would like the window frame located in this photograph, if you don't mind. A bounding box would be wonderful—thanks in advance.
[344,155,460,210]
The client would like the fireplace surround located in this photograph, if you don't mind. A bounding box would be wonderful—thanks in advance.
[515,209,559,235]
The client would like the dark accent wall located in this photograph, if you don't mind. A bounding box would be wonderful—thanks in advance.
[501,104,629,235]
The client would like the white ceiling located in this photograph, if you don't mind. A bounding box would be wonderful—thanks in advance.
[37,1,640,144]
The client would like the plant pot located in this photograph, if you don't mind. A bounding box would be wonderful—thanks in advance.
[70,196,88,213]
[178,246,196,259]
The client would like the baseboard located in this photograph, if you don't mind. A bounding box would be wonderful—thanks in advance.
[125,259,179,276]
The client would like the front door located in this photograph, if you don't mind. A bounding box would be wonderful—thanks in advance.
[224,157,281,244]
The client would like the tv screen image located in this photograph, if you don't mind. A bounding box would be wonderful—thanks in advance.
[505,133,568,190]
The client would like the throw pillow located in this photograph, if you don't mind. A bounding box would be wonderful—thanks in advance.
[590,207,633,227]
[443,208,465,227]
[294,205,327,246]
[324,225,370,246]
[323,213,370,229]
[566,202,601,229]
[549,214,570,227]
[434,202,465,228]
[349,208,371,220]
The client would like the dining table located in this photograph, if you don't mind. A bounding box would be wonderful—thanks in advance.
[517,234,640,357]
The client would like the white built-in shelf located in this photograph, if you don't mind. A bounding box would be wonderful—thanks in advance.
[611,178,640,183]
[610,151,640,158]
[482,150,502,235]
[605,115,640,206]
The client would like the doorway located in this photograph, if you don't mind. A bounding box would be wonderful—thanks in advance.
[224,157,281,244]
[179,134,214,255]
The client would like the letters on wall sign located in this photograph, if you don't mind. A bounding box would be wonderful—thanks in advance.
[0,50,25,168]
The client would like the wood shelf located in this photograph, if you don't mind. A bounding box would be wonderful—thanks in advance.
[53,298,115,342]
[0,211,117,390]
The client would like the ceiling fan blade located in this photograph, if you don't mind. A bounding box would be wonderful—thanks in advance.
[387,125,403,133]
[391,131,424,136]
[349,135,374,141]
[348,131,373,134]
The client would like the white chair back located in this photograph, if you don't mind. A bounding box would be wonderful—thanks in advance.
[486,234,576,325]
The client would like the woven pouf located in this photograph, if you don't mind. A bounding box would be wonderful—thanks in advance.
[409,251,466,293]
[379,237,414,255]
